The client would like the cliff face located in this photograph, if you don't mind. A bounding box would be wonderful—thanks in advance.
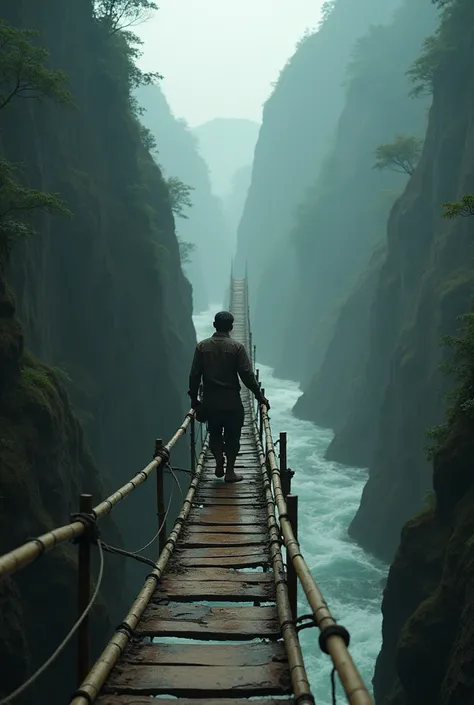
[137,84,232,309]
[2,0,196,559]
[0,248,126,705]
[281,0,436,385]
[235,0,401,364]
[0,2,197,701]
[322,0,474,565]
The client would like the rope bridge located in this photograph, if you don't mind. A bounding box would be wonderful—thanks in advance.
[0,276,373,705]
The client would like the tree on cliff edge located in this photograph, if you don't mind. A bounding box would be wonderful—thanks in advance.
[373,134,423,176]
[0,20,71,244]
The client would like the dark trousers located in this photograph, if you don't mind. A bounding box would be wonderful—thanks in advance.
[207,404,245,458]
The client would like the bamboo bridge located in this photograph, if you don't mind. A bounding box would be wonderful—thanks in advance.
[0,277,373,705]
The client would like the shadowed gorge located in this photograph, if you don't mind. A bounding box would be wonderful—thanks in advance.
[3,0,474,704]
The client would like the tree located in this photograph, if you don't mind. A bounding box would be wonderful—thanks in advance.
[178,239,196,265]
[93,0,158,35]
[441,194,474,219]
[373,134,423,176]
[0,20,71,244]
[0,19,71,110]
[166,176,194,220]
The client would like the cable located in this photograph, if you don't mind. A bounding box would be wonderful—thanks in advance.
[168,464,184,504]
[331,666,337,705]
[0,542,104,705]
[132,481,175,555]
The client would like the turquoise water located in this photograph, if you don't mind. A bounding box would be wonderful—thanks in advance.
[189,308,387,703]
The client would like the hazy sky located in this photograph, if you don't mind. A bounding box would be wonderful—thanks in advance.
[136,1,324,127]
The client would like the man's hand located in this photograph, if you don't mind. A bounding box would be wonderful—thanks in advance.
[191,398,200,410]
[260,395,270,410]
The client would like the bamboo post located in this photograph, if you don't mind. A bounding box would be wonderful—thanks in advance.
[287,494,298,620]
[259,388,265,443]
[77,493,93,685]
[190,415,196,474]
[253,344,256,371]
[280,432,289,498]
[155,438,166,553]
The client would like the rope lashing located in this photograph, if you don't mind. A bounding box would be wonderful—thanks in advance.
[70,511,100,544]
[154,445,171,463]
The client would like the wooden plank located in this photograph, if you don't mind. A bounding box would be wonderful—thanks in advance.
[183,524,267,534]
[136,603,281,639]
[192,497,266,507]
[188,507,265,525]
[172,554,269,568]
[165,567,274,582]
[120,641,287,667]
[178,531,267,547]
[104,662,290,697]
[174,545,268,558]
[98,698,295,705]
[154,577,275,601]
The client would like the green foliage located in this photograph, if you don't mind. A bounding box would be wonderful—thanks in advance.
[442,194,474,219]
[93,0,158,35]
[407,35,443,97]
[178,239,196,265]
[166,176,194,220]
[426,312,474,457]
[374,134,423,176]
[0,159,71,242]
[0,18,71,110]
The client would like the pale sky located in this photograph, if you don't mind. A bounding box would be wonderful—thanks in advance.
[135,0,324,127]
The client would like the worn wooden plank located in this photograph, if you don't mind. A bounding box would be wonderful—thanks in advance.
[136,603,280,639]
[98,698,295,705]
[120,641,287,667]
[192,497,266,507]
[178,531,267,547]
[171,554,269,568]
[187,507,265,525]
[183,524,267,534]
[174,545,268,558]
[166,566,275,582]
[154,577,275,601]
[104,662,290,697]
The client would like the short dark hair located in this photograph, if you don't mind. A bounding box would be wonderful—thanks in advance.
[214,311,234,332]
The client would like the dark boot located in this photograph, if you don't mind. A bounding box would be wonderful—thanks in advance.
[225,454,243,483]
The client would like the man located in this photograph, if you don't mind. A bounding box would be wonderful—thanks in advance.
[188,310,269,483]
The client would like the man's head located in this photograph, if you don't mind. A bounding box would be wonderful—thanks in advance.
[214,310,234,333]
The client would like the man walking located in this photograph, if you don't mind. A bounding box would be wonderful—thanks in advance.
[188,311,269,483]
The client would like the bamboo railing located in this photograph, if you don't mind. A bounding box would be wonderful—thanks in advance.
[259,403,374,705]
[69,439,209,705]
[0,411,195,581]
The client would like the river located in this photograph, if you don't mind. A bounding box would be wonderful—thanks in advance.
[192,307,387,704]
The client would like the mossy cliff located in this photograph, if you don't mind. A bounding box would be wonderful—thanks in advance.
[0,0,197,702]
[0,245,126,705]
[1,0,195,559]
[317,0,474,563]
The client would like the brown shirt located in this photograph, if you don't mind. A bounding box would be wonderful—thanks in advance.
[188,332,262,409]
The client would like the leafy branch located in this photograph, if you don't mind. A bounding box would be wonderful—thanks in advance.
[374,135,423,177]
[441,194,474,219]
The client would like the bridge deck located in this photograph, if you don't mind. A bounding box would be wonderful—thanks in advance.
[96,279,298,703]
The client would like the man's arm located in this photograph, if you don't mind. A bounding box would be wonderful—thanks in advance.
[188,345,202,406]
[236,344,266,403]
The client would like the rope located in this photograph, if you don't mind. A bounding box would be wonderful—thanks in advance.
[0,542,104,705]
[331,666,337,705]
[99,542,157,569]
[131,480,175,554]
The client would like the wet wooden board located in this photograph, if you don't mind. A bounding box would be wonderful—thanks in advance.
[104,662,290,697]
[187,507,265,525]
[192,497,265,506]
[165,566,275,582]
[172,554,269,569]
[120,641,287,667]
[136,603,281,639]
[98,698,295,705]
[183,524,267,534]
[154,577,275,601]
[179,532,267,547]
